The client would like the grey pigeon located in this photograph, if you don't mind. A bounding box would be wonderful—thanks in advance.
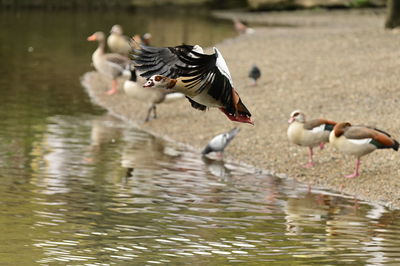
[248,64,261,86]
[202,128,240,156]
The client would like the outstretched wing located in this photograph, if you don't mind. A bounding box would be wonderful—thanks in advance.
[177,47,234,107]
[133,44,194,79]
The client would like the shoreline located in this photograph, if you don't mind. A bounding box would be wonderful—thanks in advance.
[82,9,400,209]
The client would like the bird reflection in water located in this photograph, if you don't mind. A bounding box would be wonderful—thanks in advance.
[89,114,124,151]
[121,128,181,179]
[201,155,230,180]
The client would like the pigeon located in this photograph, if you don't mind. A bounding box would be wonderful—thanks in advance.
[248,64,261,86]
[202,127,240,157]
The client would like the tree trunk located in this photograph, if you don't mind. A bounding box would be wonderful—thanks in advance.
[385,0,400,28]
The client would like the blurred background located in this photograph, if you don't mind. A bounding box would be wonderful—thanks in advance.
[1,0,400,265]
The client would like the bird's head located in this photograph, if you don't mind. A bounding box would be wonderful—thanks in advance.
[142,33,152,45]
[110,24,123,35]
[333,122,352,137]
[87,32,105,42]
[288,110,305,124]
[143,75,175,89]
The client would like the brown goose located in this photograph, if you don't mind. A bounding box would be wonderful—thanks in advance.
[329,122,399,178]
[107,25,132,56]
[134,44,253,124]
[87,31,130,95]
[287,110,336,168]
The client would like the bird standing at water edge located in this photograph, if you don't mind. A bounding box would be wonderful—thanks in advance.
[329,122,399,178]
[248,64,261,86]
[87,31,130,95]
[134,44,253,124]
[202,128,240,158]
[287,110,336,168]
[122,67,185,122]
[107,25,132,56]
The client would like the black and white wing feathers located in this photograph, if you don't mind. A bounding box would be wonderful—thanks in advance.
[134,45,237,114]
[133,44,194,79]
[177,47,235,112]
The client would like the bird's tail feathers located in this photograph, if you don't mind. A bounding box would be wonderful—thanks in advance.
[236,99,251,117]
[393,140,399,151]
[227,127,240,140]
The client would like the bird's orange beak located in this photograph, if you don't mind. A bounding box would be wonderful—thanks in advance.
[87,34,97,41]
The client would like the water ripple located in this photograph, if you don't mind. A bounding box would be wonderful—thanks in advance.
[1,115,400,265]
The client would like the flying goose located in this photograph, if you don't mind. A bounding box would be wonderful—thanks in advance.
[87,31,130,95]
[133,44,253,124]
[107,24,132,56]
[122,67,184,122]
[287,110,336,168]
[202,127,240,157]
[329,122,399,178]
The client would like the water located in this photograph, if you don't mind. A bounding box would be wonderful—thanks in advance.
[1,9,400,265]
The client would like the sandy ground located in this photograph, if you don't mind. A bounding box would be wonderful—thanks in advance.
[81,9,400,209]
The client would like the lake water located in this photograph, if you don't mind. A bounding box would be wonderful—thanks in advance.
[1,9,400,265]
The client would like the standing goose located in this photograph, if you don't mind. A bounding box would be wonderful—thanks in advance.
[329,122,399,178]
[87,31,130,95]
[134,44,253,124]
[107,25,132,56]
[122,67,184,122]
[287,110,336,168]
[202,127,240,157]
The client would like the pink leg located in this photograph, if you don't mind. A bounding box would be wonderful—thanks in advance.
[106,79,118,95]
[303,147,314,168]
[345,158,361,178]
[319,142,325,150]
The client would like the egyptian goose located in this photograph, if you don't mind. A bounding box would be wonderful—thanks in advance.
[122,68,184,122]
[202,127,240,157]
[87,31,130,95]
[287,110,336,168]
[248,64,261,86]
[107,25,132,56]
[134,44,253,124]
[329,122,399,178]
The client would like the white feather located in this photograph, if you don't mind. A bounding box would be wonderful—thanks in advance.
[348,138,372,145]
[208,134,227,151]
[311,124,325,133]
[164,92,185,103]
[192,45,204,54]
[214,47,233,86]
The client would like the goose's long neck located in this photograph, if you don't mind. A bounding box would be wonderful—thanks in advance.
[93,40,105,61]
[96,40,106,55]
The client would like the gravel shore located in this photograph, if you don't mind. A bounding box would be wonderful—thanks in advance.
[82,9,400,209]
